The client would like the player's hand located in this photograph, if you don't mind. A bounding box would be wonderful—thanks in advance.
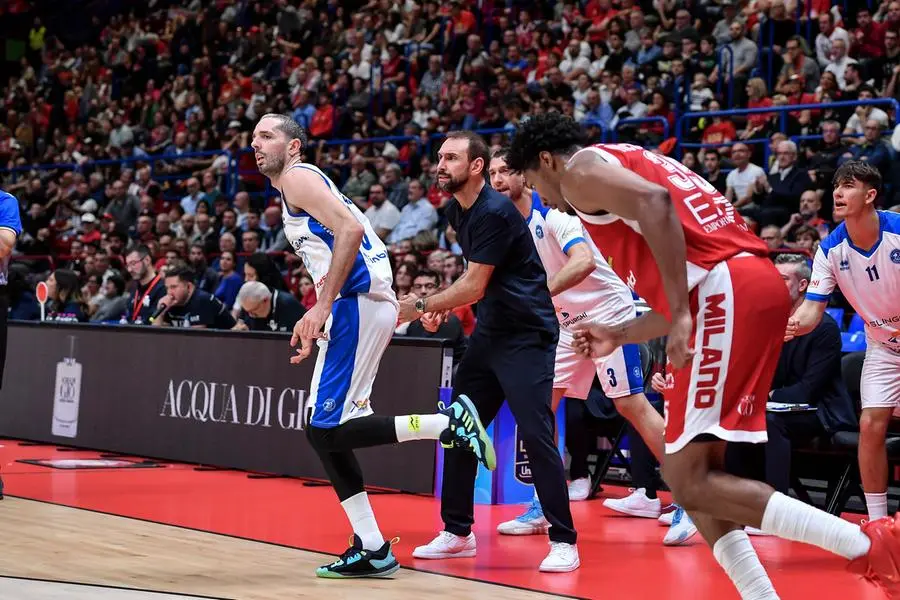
[397,294,420,325]
[421,310,449,333]
[573,323,622,359]
[784,316,800,342]
[666,311,695,369]
[290,334,315,364]
[650,372,667,394]
[291,303,329,347]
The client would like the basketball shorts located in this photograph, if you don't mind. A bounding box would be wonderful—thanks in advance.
[860,343,900,414]
[664,254,792,454]
[554,326,645,400]
[307,294,398,429]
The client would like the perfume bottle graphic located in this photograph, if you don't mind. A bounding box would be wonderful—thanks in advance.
[51,336,82,439]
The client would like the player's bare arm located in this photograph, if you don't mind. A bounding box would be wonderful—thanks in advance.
[785,298,827,341]
[0,228,16,259]
[397,261,492,324]
[547,241,594,296]
[560,151,694,367]
[282,167,365,345]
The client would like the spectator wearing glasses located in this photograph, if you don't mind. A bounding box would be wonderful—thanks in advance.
[234,280,305,333]
[124,245,166,324]
[776,36,820,94]
[398,269,467,367]
[152,266,236,330]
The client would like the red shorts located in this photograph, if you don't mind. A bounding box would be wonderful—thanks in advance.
[663,254,792,454]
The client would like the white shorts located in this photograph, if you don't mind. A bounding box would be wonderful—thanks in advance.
[860,343,900,414]
[308,294,397,428]
[554,327,645,400]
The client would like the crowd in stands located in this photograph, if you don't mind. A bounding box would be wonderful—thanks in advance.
[3,0,900,331]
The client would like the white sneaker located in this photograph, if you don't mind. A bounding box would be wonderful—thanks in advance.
[497,498,550,535]
[568,477,591,501]
[539,542,580,573]
[745,527,771,536]
[602,488,661,518]
[663,506,699,546]
[658,506,676,526]
[412,531,477,559]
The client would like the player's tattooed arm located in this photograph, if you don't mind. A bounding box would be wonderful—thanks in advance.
[281,167,364,309]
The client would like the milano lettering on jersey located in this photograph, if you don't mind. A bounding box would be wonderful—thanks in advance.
[695,293,727,409]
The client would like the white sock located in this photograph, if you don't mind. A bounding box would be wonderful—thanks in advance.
[394,414,449,442]
[761,491,871,560]
[712,530,780,600]
[864,492,889,520]
[341,492,385,551]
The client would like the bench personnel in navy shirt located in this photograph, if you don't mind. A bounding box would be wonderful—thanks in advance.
[398,131,579,572]
[0,188,22,499]
[151,266,236,330]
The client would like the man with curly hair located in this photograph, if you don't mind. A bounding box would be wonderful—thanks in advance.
[506,112,900,599]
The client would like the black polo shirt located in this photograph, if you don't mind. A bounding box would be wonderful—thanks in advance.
[445,183,557,336]
[239,290,306,332]
[165,289,236,330]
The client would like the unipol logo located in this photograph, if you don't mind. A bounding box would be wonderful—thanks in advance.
[159,380,307,431]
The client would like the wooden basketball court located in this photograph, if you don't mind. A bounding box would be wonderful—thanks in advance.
[0,439,884,599]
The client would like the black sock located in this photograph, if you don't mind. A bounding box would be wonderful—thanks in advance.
[645,488,658,500]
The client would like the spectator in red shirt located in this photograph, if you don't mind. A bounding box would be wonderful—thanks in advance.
[853,7,885,59]
[78,213,102,246]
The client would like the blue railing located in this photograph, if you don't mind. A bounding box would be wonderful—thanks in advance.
[674,98,900,159]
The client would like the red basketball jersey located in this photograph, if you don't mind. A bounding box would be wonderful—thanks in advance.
[569,143,769,317]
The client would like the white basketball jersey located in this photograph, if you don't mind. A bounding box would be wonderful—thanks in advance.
[525,191,637,329]
[281,163,396,305]
[807,211,900,352]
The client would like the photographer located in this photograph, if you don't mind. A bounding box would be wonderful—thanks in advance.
[151,266,236,330]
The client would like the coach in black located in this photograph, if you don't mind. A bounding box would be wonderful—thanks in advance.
[398,131,578,572]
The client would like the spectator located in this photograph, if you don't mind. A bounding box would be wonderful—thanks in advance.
[853,7,886,60]
[726,21,759,103]
[124,245,166,324]
[260,206,289,253]
[153,266,236,330]
[241,230,262,255]
[214,250,242,309]
[806,120,848,191]
[702,151,728,194]
[815,11,850,68]
[839,119,892,179]
[748,140,814,227]
[234,280,305,333]
[781,190,832,242]
[726,143,767,208]
[824,38,858,89]
[187,243,220,294]
[388,180,438,244]
[342,155,377,208]
[776,36,820,94]
[759,224,787,251]
[90,275,129,323]
[297,274,316,310]
[364,183,401,241]
[44,269,87,323]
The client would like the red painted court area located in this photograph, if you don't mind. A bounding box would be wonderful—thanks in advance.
[0,439,883,599]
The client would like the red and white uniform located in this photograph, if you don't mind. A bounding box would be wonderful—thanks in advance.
[568,143,792,453]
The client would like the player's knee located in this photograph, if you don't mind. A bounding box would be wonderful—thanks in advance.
[306,425,337,452]
[860,410,892,443]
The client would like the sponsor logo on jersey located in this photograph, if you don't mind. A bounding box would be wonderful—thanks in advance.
[694,293,727,410]
[535,225,544,239]
[316,274,328,289]
[322,399,336,412]
[364,250,388,264]
[811,279,820,287]
[561,311,588,329]
[891,249,900,264]
[869,315,900,328]
[839,258,850,271]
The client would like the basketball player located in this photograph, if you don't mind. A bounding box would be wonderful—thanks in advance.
[506,113,900,598]
[252,114,496,579]
[786,161,900,524]
[0,188,22,499]
[488,149,697,545]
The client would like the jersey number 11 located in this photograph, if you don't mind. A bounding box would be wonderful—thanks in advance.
[866,265,880,282]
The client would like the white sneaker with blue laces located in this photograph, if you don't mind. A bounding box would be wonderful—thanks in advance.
[663,506,699,546]
[497,497,550,535]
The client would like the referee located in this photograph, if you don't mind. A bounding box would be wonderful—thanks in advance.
[397,132,578,572]
[0,188,22,499]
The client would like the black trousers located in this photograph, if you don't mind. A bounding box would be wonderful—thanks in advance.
[306,415,398,502]
[725,411,825,494]
[565,398,592,481]
[442,329,577,544]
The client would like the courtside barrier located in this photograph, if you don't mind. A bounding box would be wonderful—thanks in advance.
[0,322,450,494]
